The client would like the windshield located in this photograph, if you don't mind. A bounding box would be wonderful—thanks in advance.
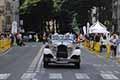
[51,35,72,41]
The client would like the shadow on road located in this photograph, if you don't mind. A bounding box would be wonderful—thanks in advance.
[44,65,80,69]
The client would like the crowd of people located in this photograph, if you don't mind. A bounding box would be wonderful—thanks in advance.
[1,31,120,58]
[77,32,120,58]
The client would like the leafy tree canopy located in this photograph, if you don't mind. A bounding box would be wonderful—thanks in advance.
[20,0,64,14]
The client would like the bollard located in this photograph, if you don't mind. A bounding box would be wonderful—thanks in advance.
[94,42,100,55]
[106,44,111,62]
[90,41,94,51]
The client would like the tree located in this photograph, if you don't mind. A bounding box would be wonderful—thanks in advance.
[20,0,56,33]
[72,13,80,34]
[20,0,112,33]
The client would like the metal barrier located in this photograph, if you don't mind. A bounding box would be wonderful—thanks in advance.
[0,38,11,53]
[83,40,111,57]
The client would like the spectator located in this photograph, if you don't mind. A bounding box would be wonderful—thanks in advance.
[110,34,119,57]
[100,35,108,52]
[9,33,14,47]
[43,32,47,44]
[34,34,39,42]
[16,32,24,46]
[29,34,32,42]
[94,33,101,42]
[116,38,120,57]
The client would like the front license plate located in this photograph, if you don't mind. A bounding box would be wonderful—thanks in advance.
[57,61,68,64]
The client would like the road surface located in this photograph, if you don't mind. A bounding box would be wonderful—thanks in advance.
[0,43,120,80]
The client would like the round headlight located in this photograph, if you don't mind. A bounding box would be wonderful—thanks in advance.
[68,44,73,48]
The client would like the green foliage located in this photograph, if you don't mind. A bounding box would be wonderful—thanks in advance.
[20,0,64,14]
[20,0,40,8]
[72,13,80,33]
[20,0,41,14]
[20,0,112,33]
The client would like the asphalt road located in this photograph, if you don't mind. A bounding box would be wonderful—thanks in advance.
[0,43,120,80]
[0,42,43,80]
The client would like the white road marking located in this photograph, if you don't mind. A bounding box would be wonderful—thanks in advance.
[27,45,45,72]
[110,65,114,67]
[35,54,43,72]
[100,70,105,73]
[93,64,115,67]
[101,74,119,79]
[93,64,101,67]
[32,79,37,80]
[21,73,36,79]
[114,71,120,74]
[117,64,120,67]
[49,73,62,79]
[40,68,46,74]
[0,73,11,79]
[75,73,90,79]
[100,71,113,74]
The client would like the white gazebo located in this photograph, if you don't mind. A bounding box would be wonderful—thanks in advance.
[89,21,109,34]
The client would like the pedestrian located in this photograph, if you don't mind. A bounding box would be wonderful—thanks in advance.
[100,35,108,52]
[16,32,24,46]
[110,34,119,57]
[116,38,120,57]
[43,32,46,44]
[9,33,14,47]
[29,34,32,42]
[92,33,100,50]
[76,33,83,44]
[34,34,39,42]
[89,33,94,49]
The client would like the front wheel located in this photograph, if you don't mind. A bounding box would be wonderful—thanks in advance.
[43,62,48,68]
[75,62,80,69]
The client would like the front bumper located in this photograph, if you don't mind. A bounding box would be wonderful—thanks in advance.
[44,58,80,64]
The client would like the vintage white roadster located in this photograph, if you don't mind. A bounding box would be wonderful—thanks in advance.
[43,34,81,68]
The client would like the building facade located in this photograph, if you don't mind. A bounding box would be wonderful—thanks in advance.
[0,0,5,32]
[0,0,13,32]
[0,0,19,33]
[112,0,120,33]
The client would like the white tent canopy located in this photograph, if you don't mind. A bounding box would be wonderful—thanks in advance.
[91,29,109,33]
[89,21,109,33]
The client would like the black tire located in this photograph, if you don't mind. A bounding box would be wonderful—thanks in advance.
[75,62,80,69]
[43,62,48,68]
